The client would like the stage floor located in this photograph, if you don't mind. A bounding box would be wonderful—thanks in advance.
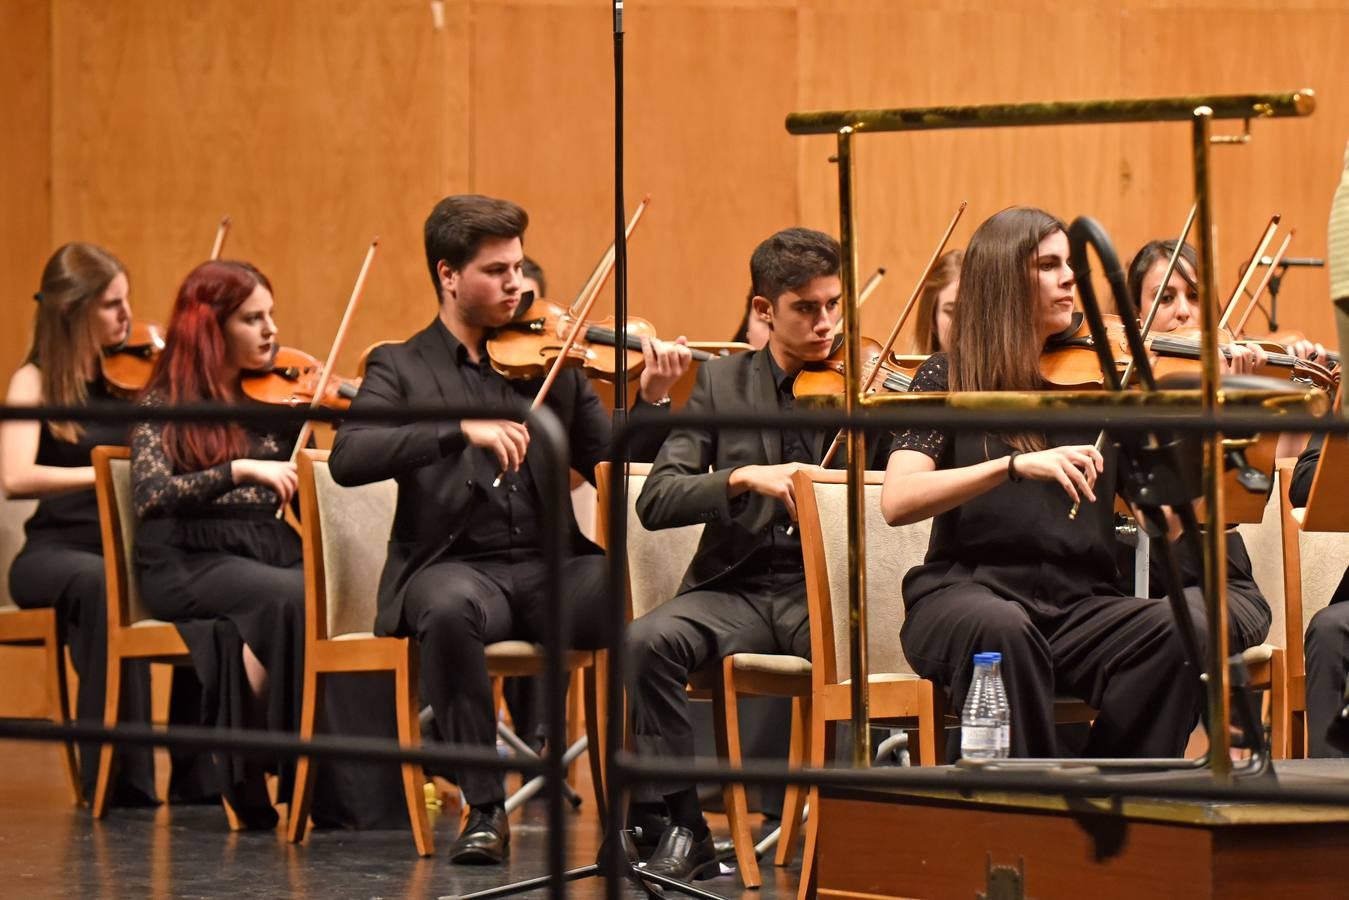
[0,740,800,899]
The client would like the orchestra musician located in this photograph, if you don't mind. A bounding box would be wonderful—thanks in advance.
[1,243,159,805]
[132,259,403,829]
[327,194,691,865]
[627,227,892,879]
[881,207,1205,760]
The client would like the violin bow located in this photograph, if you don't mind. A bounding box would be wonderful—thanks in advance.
[276,237,380,516]
[1233,229,1294,338]
[1216,214,1280,332]
[210,216,231,261]
[1067,204,1197,520]
[828,267,887,339]
[566,195,650,319]
[819,201,967,468]
[490,198,650,487]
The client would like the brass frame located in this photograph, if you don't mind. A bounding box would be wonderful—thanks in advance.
[789,89,1316,778]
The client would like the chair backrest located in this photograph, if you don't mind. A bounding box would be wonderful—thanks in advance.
[1235,467,1289,649]
[297,449,397,640]
[92,446,152,628]
[0,496,38,609]
[594,462,704,620]
[795,470,931,683]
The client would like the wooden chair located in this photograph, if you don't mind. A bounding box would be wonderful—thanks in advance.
[1276,457,1349,757]
[0,494,82,804]
[595,461,811,889]
[1234,464,1292,758]
[287,449,434,856]
[790,470,941,898]
[90,445,241,826]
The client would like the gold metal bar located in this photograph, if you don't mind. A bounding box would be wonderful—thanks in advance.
[1192,106,1233,781]
[852,386,1327,413]
[837,126,870,769]
[786,90,1314,135]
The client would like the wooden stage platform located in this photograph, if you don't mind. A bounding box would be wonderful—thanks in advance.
[813,759,1349,900]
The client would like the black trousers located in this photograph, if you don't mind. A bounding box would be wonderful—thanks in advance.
[1302,568,1349,758]
[626,569,810,794]
[9,542,158,804]
[402,553,609,806]
[901,583,1204,759]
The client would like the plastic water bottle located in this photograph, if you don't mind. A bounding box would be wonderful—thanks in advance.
[961,652,1011,760]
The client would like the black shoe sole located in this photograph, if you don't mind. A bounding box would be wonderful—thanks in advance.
[449,843,510,865]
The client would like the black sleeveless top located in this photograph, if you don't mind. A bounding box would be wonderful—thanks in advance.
[23,377,131,552]
[891,353,1122,611]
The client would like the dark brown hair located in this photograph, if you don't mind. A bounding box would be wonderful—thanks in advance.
[1126,240,1198,317]
[909,248,964,354]
[423,195,528,301]
[27,243,127,442]
[949,207,1067,452]
[749,228,840,304]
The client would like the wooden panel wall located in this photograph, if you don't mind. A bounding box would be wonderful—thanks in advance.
[2,0,1347,372]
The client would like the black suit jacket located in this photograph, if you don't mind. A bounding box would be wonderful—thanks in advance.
[329,319,665,636]
[635,347,889,595]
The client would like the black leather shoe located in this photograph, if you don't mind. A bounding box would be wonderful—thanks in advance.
[449,805,510,865]
[639,825,718,881]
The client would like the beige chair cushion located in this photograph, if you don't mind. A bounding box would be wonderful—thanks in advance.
[728,653,811,676]
[486,640,543,658]
[1241,643,1275,666]
[1236,470,1288,649]
[310,461,397,639]
[621,469,704,620]
[812,480,930,677]
[0,496,38,610]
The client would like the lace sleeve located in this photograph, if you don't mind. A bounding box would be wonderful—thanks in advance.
[131,395,236,519]
[889,353,950,463]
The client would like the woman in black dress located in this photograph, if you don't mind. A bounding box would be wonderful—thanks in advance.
[132,259,404,829]
[1,242,158,804]
[881,207,1204,760]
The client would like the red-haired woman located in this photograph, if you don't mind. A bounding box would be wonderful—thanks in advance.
[2,243,159,805]
[131,260,399,828]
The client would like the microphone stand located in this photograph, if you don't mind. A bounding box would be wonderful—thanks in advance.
[465,5,733,898]
[1264,264,1286,332]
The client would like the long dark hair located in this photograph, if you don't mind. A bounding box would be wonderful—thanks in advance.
[28,243,127,442]
[145,260,272,472]
[949,207,1067,452]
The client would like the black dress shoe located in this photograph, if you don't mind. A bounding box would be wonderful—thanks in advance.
[449,805,510,865]
[639,825,718,881]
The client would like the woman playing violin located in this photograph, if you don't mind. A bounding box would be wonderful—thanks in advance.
[131,259,402,828]
[908,248,962,355]
[882,206,1203,760]
[1,243,161,805]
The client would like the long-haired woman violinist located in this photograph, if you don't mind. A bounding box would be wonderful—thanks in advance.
[1,243,160,805]
[881,207,1204,760]
[131,260,402,829]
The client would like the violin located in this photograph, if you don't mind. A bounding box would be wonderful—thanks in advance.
[101,321,165,395]
[241,345,361,410]
[793,334,917,399]
[486,293,714,382]
[1040,314,1337,391]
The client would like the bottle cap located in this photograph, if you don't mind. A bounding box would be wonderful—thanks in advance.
[973,652,1002,665]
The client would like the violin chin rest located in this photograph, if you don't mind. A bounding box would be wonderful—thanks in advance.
[1153,372,1292,393]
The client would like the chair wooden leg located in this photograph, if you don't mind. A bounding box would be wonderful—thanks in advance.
[796,717,832,900]
[44,626,83,806]
[1268,650,1288,761]
[287,659,323,844]
[566,667,584,791]
[397,644,435,857]
[775,694,810,867]
[583,656,608,827]
[92,650,123,819]
[712,658,759,888]
[915,680,937,766]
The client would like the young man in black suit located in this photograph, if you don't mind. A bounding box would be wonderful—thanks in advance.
[329,194,691,864]
[627,227,891,879]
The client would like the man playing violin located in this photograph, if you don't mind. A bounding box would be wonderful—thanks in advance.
[328,194,691,865]
[627,227,891,879]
